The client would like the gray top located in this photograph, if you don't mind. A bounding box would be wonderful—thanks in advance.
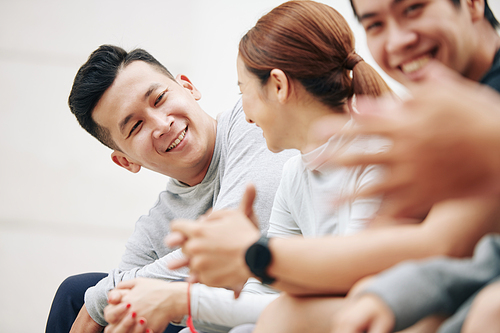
[268,121,385,238]
[84,99,297,329]
[363,234,500,332]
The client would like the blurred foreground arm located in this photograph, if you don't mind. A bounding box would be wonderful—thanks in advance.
[313,62,500,218]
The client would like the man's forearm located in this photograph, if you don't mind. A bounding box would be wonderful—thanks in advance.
[70,304,104,333]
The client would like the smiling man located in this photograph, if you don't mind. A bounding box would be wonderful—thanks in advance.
[350,0,500,88]
[45,45,295,333]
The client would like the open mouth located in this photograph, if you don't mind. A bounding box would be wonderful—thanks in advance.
[166,128,186,152]
[400,48,437,74]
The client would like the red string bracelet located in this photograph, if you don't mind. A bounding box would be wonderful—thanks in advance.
[187,282,199,333]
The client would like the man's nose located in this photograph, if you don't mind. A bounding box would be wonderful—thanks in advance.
[245,116,254,124]
[152,115,174,139]
[385,22,417,54]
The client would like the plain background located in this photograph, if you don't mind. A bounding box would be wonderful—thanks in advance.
[0,1,499,331]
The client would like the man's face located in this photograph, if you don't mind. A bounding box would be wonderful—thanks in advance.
[353,0,479,85]
[92,61,216,185]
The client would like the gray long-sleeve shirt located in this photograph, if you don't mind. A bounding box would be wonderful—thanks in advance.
[364,234,500,332]
[84,99,297,331]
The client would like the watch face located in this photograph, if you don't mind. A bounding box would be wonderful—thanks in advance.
[248,243,271,270]
[245,237,276,285]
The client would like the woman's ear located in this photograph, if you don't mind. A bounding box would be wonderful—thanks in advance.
[269,69,290,104]
[111,151,142,173]
[466,0,485,22]
[176,74,202,100]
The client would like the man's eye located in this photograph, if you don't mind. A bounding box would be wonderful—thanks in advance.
[404,3,423,16]
[365,21,382,32]
[154,89,167,106]
[129,121,142,136]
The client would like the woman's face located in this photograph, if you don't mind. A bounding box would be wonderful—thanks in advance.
[237,56,292,153]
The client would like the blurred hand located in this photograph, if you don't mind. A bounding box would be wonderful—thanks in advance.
[313,61,500,218]
[104,278,187,333]
[166,184,261,297]
[331,294,394,333]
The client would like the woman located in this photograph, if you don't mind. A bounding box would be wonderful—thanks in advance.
[235,0,391,242]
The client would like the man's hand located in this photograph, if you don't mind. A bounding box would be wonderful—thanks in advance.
[166,184,261,297]
[70,304,104,333]
[103,278,188,333]
[313,62,500,218]
[331,294,395,333]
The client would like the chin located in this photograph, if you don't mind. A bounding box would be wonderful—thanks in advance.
[267,145,284,154]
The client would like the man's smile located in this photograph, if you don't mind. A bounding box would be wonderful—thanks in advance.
[167,127,187,152]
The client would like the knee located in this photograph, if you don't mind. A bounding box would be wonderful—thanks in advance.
[263,293,303,316]
[463,282,500,332]
[255,293,302,328]
[54,273,107,305]
[473,282,500,317]
[58,274,86,293]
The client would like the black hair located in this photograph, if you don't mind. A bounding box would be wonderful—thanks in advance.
[350,0,499,30]
[68,45,175,150]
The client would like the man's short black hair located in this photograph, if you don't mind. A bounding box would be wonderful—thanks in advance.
[350,0,499,30]
[68,45,175,150]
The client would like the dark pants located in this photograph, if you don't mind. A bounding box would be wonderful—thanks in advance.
[45,272,184,333]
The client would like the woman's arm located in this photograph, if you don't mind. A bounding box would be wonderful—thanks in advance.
[268,197,500,293]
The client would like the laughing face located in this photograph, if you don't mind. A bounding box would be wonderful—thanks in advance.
[236,56,293,153]
[353,0,480,84]
[92,61,216,186]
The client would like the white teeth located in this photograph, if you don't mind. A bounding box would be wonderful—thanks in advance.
[167,129,186,151]
[401,55,431,74]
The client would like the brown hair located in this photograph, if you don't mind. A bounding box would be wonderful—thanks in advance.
[239,0,391,111]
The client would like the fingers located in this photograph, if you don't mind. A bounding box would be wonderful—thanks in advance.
[169,219,198,238]
[104,302,131,324]
[164,231,187,248]
[166,256,190,270]
[335,151,392,168]
[115,279,139,290]
[308,113,351,148]
[187,272,200,284]
[104,311,148,333]
[108,289,130,304]
[239,184,256,220]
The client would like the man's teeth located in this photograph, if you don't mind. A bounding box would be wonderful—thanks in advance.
[401,55,431,74]
[167,129,186,151]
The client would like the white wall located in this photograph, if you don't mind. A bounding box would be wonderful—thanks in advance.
[0,1,499,331]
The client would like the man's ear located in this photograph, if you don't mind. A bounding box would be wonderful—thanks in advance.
[466,0,485,22]
[176,74,202,100]
[111,151,142,173]
[269,69,290,104]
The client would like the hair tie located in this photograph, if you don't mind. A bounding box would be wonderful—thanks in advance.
[344,52,363,70]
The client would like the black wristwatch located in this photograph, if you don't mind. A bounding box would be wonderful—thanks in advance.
[245,236,276,285]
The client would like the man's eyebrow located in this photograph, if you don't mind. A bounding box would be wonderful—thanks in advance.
[359,0,406,22]
[119,114,134,136]
[145,83,161,101]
